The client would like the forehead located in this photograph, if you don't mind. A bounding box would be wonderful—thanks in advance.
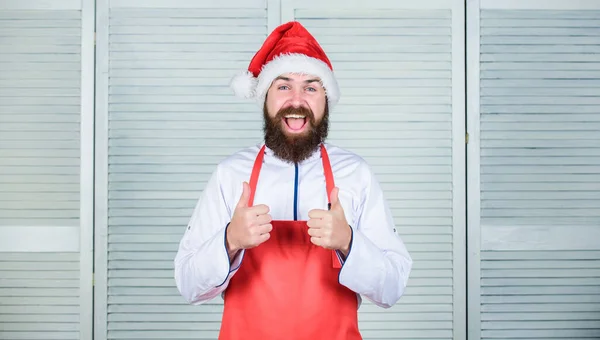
[273,72,322,83]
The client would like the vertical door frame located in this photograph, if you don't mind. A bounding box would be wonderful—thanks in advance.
[94,0,110,337]
[466,0,482,339]
[451,0,467,338]
[80,0,96,338]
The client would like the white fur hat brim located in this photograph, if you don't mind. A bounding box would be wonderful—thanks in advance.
[230,53,340,108]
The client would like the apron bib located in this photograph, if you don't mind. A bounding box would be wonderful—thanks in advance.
[219,144,362,340]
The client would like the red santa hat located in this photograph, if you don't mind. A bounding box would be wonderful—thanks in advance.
[229,21,340,109]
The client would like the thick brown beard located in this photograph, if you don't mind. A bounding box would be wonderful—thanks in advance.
[263,101,329,164]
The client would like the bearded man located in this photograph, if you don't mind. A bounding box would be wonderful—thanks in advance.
[174,21,412,340]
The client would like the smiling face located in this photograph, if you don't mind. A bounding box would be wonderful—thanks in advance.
[263,73,329,164]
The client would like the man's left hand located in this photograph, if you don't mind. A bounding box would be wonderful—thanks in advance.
[307,187,352,257]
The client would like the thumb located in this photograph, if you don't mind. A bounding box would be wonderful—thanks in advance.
[237,181,251,208]
[330,187,340,209]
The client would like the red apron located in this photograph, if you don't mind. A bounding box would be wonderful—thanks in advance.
[219,144,362,340]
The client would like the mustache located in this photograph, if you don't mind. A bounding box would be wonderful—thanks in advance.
[275,106,316,124]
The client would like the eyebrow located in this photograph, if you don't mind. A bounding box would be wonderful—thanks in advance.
[274,76,321,84]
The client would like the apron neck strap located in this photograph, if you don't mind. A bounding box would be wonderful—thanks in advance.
[248,144,335,208]
[320,144,335,210]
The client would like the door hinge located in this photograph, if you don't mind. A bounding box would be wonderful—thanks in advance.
[465,132,469,144]
[92,272,95,286]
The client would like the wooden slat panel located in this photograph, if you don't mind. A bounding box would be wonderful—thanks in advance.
[478,8,600,340]
[294,6,456,340]
[105,6,268,340]
[0,3,87,339]
[0,253,80,338]
[104,1,460,340]
[480,8,600,227]
[0,9,81,227]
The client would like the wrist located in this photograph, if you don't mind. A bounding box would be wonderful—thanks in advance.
[226,238,241,264]
[226,239,239,254]
[339,225,352,257]
[225,224,240,254]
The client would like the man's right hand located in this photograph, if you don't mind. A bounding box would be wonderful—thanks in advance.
[226,181,272,255]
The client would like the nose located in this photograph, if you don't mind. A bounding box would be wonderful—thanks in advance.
[289,88,304,108]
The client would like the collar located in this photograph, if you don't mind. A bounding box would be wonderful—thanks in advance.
[262,142,323,166]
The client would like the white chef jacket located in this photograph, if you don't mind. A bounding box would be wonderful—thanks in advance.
[174,142,412,308]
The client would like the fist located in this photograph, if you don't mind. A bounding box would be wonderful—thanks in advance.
[307,187,352,256]
[226,182,272,253]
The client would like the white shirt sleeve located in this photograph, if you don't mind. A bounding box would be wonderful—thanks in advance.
[338,163,413,308]
[173,165,245,304]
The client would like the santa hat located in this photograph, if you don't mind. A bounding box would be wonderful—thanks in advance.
[229,21,340,109]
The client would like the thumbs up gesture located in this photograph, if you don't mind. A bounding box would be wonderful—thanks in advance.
[226,182,273,253]
[307,187,352,256]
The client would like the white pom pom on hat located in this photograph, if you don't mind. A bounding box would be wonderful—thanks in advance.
[230,70,257,99]
[229,21,340,109]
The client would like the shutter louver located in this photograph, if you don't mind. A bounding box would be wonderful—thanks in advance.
[0,253,80,340]
[101,2,268,339]
[0,5,86,340]
[475,6,600,340]
[0,10,81,228]
[288,0,465,338]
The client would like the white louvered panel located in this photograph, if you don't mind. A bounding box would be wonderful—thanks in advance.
[477,7,600,340]
[0,253,80,340]
[105,4,268,340]
[480,9,600,226]
[0,9,81,227]
[293,2,460,339]
[481,251,600,340]
[0,5,87,340]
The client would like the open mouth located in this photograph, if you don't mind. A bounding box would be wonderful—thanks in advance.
[283,114,308,132]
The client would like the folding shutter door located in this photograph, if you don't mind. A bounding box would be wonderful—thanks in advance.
[94,0,272,339]
[467,1,600,339]
[281,0,466,338]
[0,0,94,339]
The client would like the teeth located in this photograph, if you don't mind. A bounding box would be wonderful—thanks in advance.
[285,114,305,119]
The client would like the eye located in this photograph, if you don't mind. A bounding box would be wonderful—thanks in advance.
[306,87,317,92]
[278,85,290,90]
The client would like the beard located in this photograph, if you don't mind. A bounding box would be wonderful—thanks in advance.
[262,101,329,164]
